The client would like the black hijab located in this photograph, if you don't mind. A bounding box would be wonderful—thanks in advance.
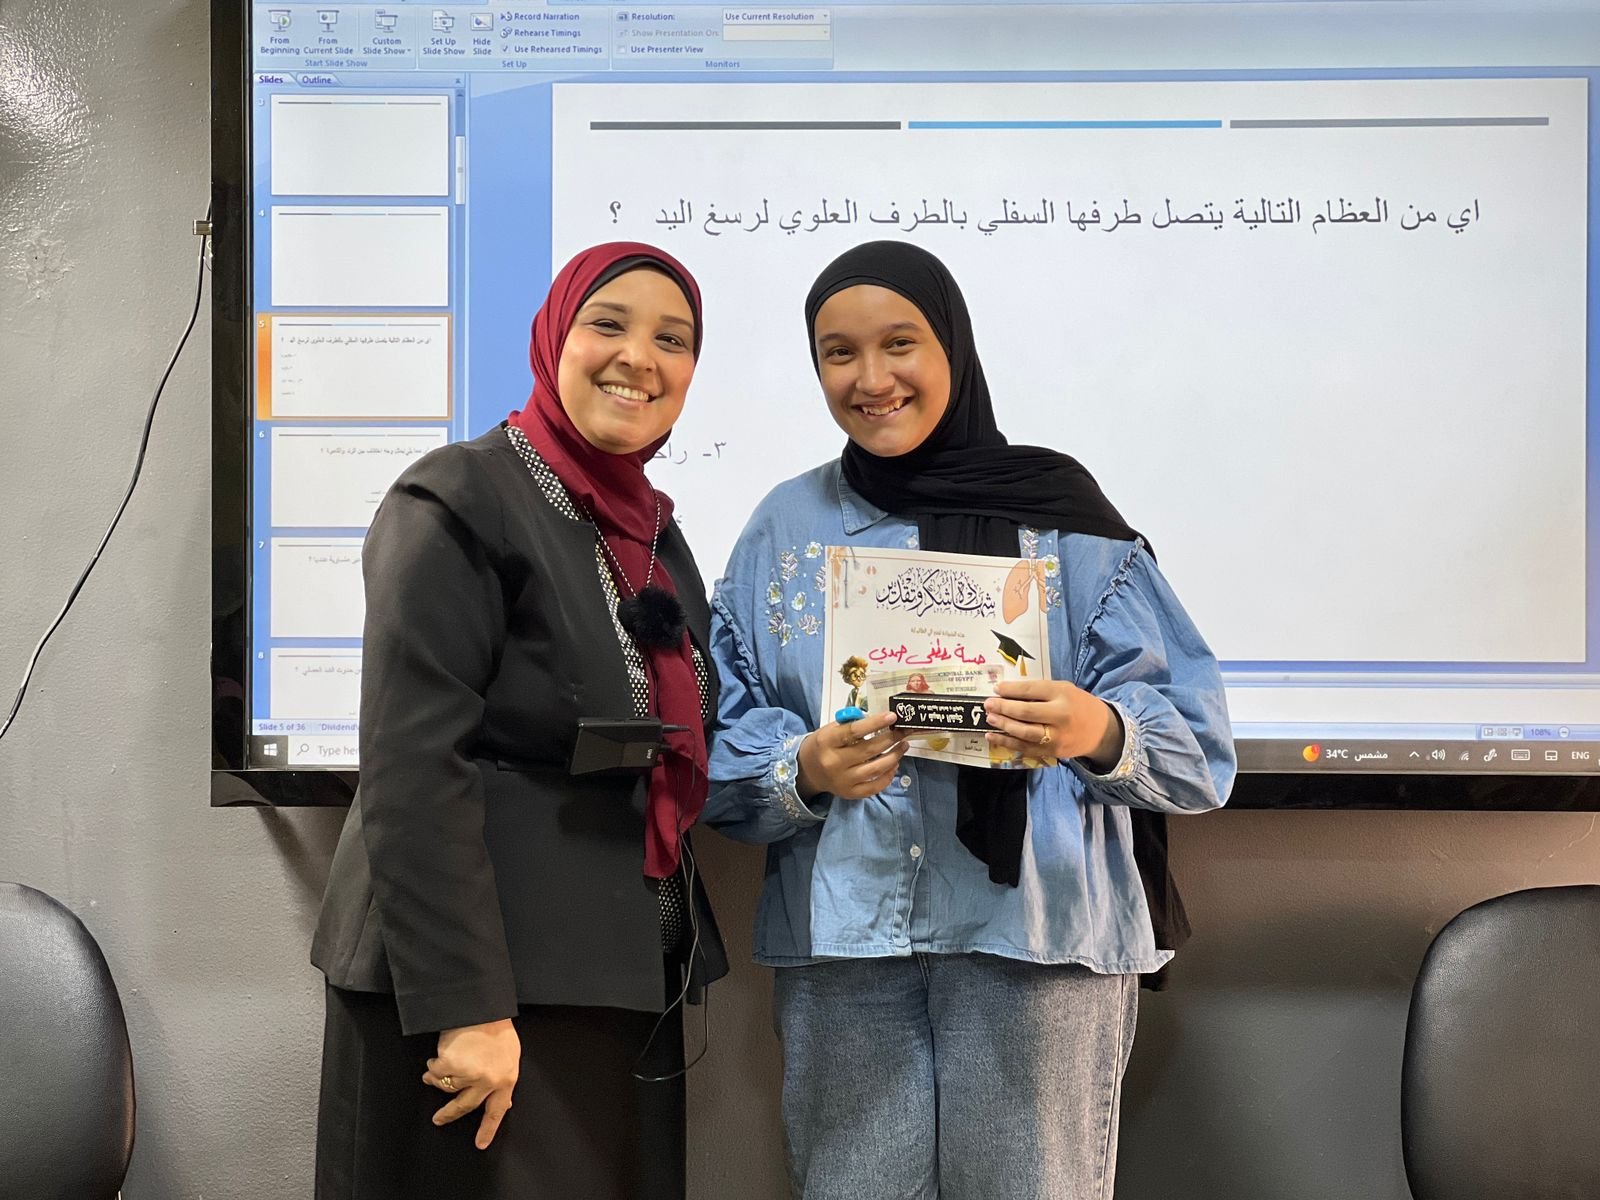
[805,242,1188,968]
[807,241,1140,553]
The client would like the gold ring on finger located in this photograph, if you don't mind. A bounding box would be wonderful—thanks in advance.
[1039,727,1053,746]
[439,1075,455,1092]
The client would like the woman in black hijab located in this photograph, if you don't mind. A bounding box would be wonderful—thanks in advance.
[705,241,1234,1198]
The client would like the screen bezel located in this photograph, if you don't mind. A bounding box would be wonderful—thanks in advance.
[211,0,355,807]
[207,0,1600,810]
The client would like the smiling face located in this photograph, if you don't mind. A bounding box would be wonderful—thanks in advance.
[555,267,697,456]
[812,284,952,458]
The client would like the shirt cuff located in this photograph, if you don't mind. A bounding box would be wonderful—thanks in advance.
[771,733,829,825]
[1073,698,1140,784]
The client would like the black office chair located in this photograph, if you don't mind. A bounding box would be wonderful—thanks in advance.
[0,882,136,1199]
[1402,884,1600,1200]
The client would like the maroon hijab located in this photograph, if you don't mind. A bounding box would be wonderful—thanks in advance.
[508,242,706,879]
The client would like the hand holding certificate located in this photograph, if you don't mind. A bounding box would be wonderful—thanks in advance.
[983,679,1125,772]
[796,707,908,801]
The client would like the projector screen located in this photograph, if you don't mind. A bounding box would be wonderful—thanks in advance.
[212,0,1600,801]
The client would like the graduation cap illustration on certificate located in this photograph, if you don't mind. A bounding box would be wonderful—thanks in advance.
[991,630,1035,675]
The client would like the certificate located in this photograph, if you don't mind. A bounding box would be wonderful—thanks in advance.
[821,545,1054,770]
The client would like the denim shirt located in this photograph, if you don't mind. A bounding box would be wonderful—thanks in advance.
[704,460,1236,974]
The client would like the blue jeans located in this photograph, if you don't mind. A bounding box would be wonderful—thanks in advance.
[772,954,1138,1200]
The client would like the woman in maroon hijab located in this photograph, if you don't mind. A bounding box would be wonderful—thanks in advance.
[312,243,727,1200]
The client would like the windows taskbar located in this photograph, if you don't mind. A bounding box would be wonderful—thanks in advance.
[1239,739,1600,774]
[212,738,1600,809]
[241,733,1600,774]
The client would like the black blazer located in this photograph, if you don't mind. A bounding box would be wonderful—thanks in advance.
[312,427,727,1036]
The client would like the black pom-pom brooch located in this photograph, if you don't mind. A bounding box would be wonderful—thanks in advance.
[618,584,687,650]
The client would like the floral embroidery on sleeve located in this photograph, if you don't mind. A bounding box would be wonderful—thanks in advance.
[1020,528,1064,611]
[765,548,827,638]
[772,734,825,824]
[767,610,793,645]
[1075,699,1141,784]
